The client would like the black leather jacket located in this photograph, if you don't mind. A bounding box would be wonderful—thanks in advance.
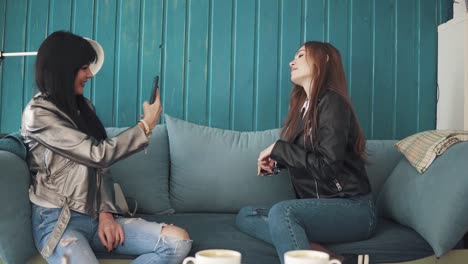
[271,90,371,199]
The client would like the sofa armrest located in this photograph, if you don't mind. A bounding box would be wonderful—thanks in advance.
[0,151,37,263]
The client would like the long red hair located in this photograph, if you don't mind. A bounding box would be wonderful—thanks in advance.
[281,41,366,158]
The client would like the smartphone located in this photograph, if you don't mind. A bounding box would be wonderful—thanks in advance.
[259,168,274,176]
[149,75,159,104]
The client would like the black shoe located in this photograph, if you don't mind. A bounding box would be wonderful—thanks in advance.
[341,253,370,264]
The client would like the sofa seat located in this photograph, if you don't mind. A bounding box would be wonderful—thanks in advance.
[91,214,435,264]
[328,219,434,263]
[22,214,439,264]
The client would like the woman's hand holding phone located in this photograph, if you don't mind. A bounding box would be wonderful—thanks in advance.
[258,158,275,176]
[257,142,277,176]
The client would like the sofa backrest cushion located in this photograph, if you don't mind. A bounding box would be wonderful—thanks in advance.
[165,115,296,213]
[107,125,173,214]
[377,142,468,257]
[365,140,402,199]
[0,151,37,263]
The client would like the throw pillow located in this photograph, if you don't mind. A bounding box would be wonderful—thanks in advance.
[165,115,296,213]
[107,125,173,214]
[377,142,468,256]
[365,140,402,197]
[395,130,468,173]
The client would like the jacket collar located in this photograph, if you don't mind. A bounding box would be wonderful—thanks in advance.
[289,90,330,143]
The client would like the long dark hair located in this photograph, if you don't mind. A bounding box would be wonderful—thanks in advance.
[281,41,366,159]
[35,31,107,140]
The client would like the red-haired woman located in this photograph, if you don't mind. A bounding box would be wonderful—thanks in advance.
[236,41,375,264]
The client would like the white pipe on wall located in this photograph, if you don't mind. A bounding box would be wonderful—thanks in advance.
[0,51,37,58]
[465,13,468,130]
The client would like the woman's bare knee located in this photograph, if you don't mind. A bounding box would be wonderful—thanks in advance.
[161,225,190,240]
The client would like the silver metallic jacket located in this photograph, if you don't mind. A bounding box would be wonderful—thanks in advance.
[21,94,149,257]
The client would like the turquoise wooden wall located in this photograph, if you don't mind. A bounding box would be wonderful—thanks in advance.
[0,0,452,139]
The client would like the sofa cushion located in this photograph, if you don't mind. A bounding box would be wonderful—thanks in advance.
[377,142,468,257]
[104,215,433,264]
[165,115,296,213]
[327,218,433,263]
[0,151,37,264]
[107,125,173,214]
[142,213,280,264]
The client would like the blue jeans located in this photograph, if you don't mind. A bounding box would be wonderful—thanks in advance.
[32,204,192,264]
[236,194,377,264]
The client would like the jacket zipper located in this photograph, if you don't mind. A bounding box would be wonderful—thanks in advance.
[334,178,343,192]
[51,159,73,177]
[43,149,51,176]
[43,149,74,177]
[315,179,320,198]
[95,171,101,216]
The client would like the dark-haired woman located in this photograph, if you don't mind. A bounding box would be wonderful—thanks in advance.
[236,42,376,264]
[22,31,192,264]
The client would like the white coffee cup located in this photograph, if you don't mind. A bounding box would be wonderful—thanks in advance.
[284,250,342,264]
[182,249,242,264]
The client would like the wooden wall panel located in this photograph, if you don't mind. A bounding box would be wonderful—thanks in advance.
[0,0,452,140]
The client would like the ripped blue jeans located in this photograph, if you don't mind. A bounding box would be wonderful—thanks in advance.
[235,194,376,264]
[32,204,192,264]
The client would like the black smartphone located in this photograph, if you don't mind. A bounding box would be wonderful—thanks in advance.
[149,75,159,104]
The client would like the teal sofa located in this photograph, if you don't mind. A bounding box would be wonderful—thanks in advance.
[1,115,467,264]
